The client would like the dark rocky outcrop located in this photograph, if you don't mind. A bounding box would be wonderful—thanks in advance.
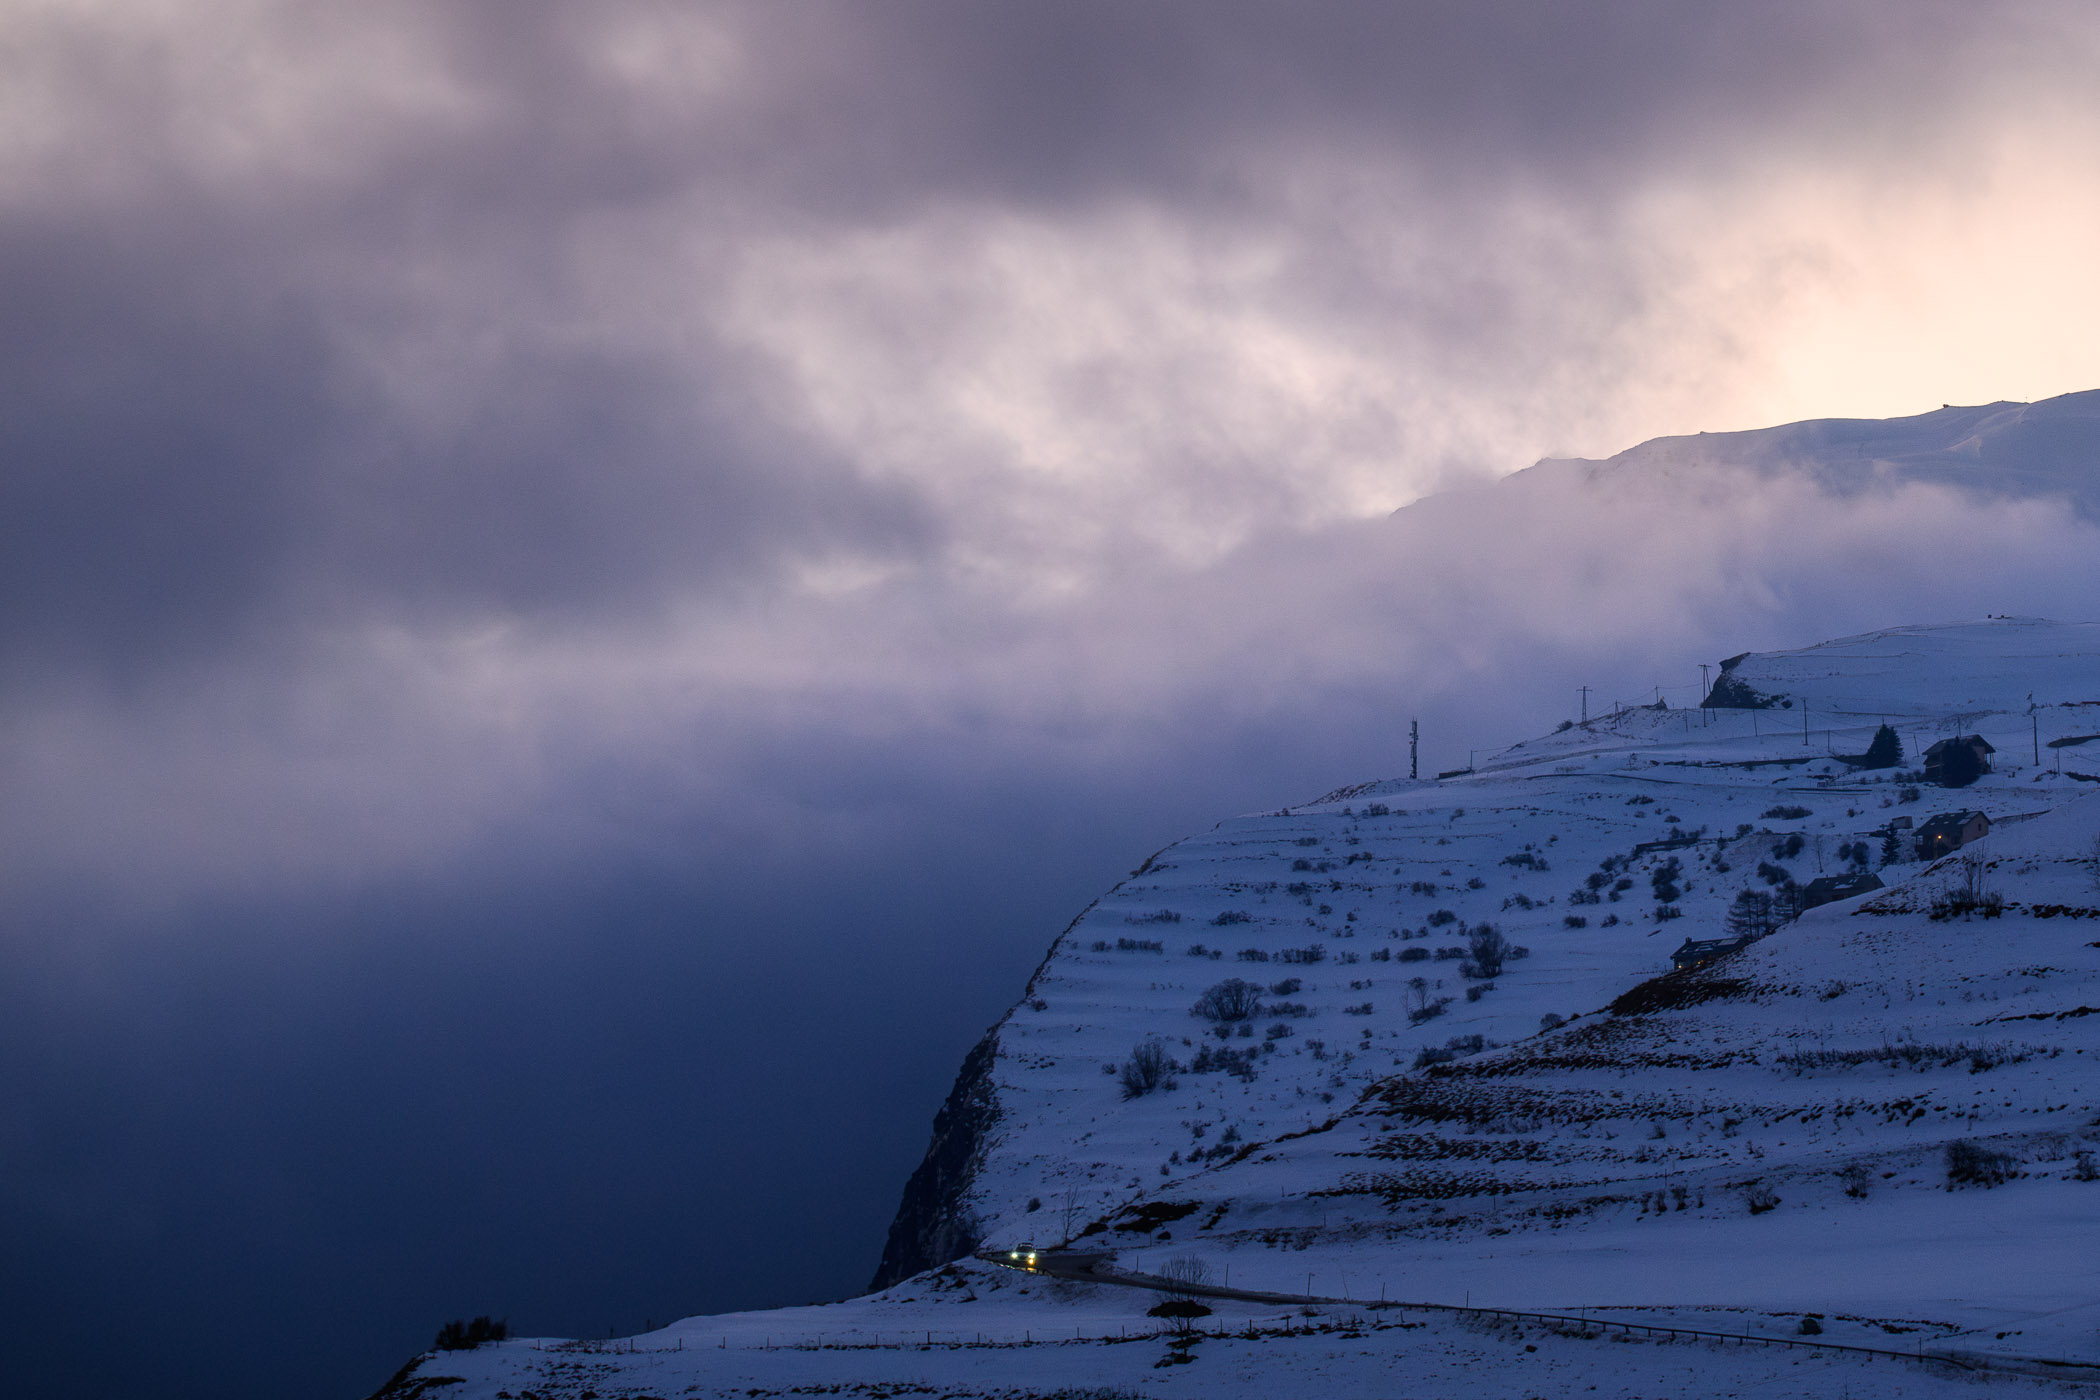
[1702,655,1783,709]
[868,1028,1000,1290]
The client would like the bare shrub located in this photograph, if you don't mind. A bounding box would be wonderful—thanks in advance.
[1119,1038,1171,1099]
[1946,1138,2018,1187]
[1191,979,1263,1022]
[435,1317,509,1351]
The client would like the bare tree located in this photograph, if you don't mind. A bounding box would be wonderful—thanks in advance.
[1148,1255,1216,1333]
[1157,1254,1214,1300]
[1465,923,1510,979]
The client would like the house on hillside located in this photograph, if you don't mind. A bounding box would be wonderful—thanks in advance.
[1800,870,1885,911]
[1924,734,1995,786]
[1914,810,1990,861]
[1671,934,1753,973]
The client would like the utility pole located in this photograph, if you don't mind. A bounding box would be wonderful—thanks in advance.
[1579,686,1590,723]
[1699,665,1710,726]
[1803,700,1810,746]
[1409,719,1419,781]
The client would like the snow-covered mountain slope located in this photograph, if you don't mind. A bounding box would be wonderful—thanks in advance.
[1098,785,2100,1347]
[876,617,2100,1289]
[1511,388,2100,520]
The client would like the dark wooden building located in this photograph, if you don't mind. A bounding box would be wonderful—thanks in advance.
[1800,870,1885,910]
[1914,810,1990,861]
[1923,734,1995,786]
[1671,933,1753,973]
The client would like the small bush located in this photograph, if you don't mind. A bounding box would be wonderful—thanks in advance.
[1797,1317,1823,1336]
[1762,805,1812,820]
[1426,908,1459,927]
[1945,1138,2018,1188]
[1211,910,1251,926]
[1563,914,1588,928]
[1839,1162,1872,1198]
[1538,1012,1565,1033]
[1744,1183,1780,1215]
[1397,946,1429,962]
[435,1317,509,1351]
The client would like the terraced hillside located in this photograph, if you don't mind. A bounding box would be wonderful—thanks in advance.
[878,617,2100,1289]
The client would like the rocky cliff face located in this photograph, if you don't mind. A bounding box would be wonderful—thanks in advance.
[869,1029,1000,1290]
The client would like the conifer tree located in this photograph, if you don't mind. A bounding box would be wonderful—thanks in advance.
[1862,724,1902,769]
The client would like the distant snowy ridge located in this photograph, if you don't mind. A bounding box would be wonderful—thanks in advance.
[1509,388,2100,521]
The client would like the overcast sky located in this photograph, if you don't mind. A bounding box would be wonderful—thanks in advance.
[6,4,2100,1397]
